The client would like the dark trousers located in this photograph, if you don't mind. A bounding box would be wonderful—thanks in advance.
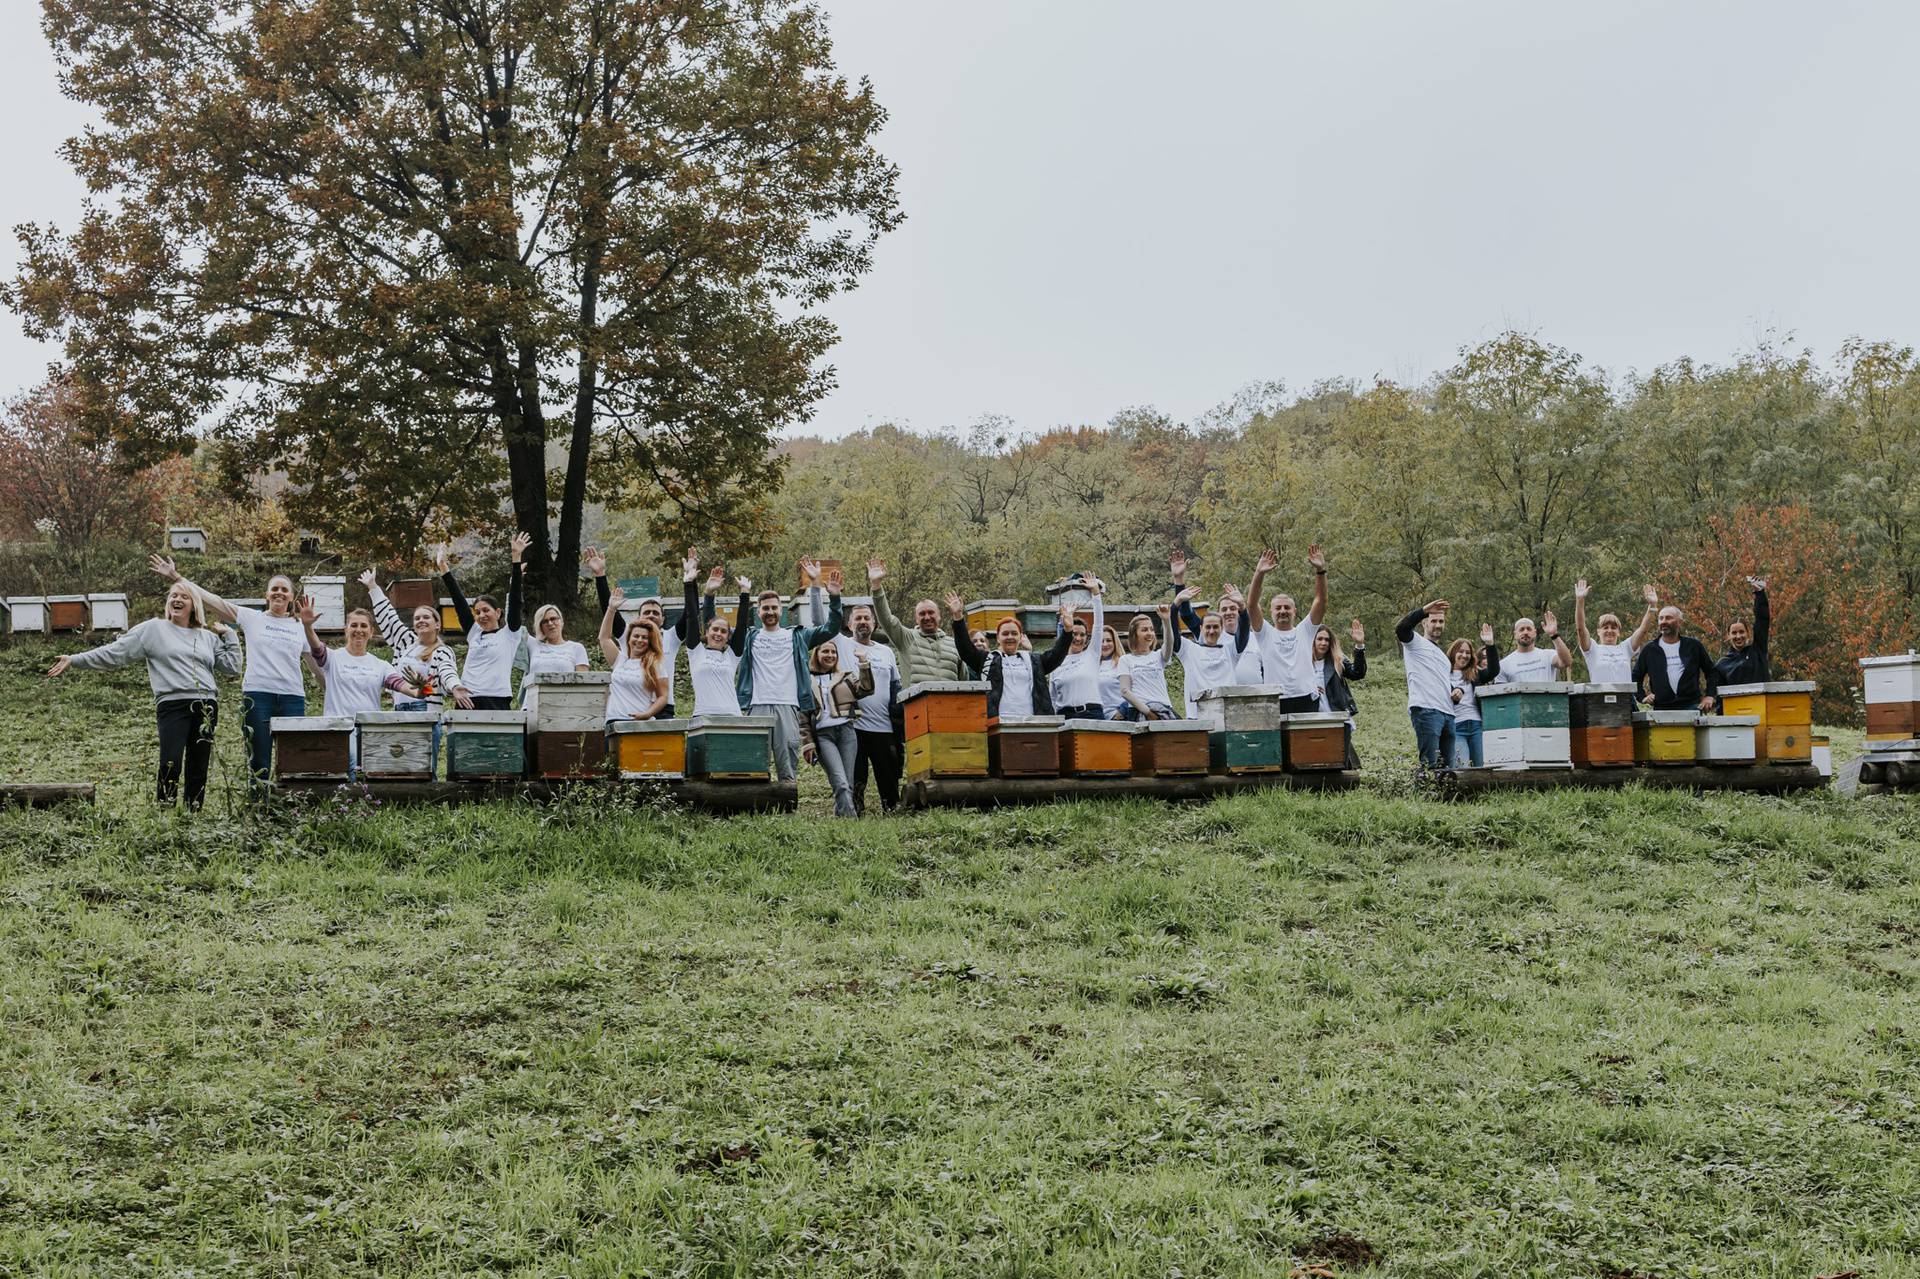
[853,728,902,814]
[1060,704,1105,721]
[468,695,514,711]
[1278,694,1319,714]
[157,698,219,809]
[240,691,306,783]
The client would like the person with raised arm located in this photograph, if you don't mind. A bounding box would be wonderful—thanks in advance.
[1170,584,1238,710]
[439,532,529,709]
[1313,618,1368,715]
[588,547,719,715]
[362,566,471,774]
[800,641,877,818]
[1247,544,1331,712]
[684,572,752,718]
[1394,596,1457,773]
[738,558,845,782]
[868,559,963,686]
[1447,624,1504,768]
[1632,605,1720,712]
[149,552,309,784]
[1714,576,1771,687]
[949,592,1076,718]
[46,577,241,810]
[1049,572,1110,721]
[1493,611,1572,684]
[1113,603,1180,721]
[1169,552,1260,691]
[598,586,671,725]
[1574,580,1657,685]
[1210,582,1267,685]
[297,595,416,717]
[836,599,903,814]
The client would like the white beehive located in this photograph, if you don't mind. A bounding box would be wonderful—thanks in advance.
[1860,652,1920,704]
[168,526,207,552]
[87,593,130,632]
[355,711,440,780]
[301,575,347,632]
[1696,715,1759,765]
[521,671,613,732]
[7,596,49,634]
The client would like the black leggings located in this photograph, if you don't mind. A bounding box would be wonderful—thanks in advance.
[467,695,514,711]
[157,698,219,810]
[853,728,902,813]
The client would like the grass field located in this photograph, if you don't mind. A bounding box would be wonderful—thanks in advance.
[2,635,1917,1276]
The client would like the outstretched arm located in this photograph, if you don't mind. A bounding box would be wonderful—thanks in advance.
[728,582,751,657]
[1573,579,1592,653]
[1628,583,1658,651]
[598,586,624,666]
[504,531,528,632]
[585,546,626,641]
[1541,610,1571,673]
[1158,604,1176,667]
[50,623,153,676]
[298,596,328,674]
[1305,543,1328,626]
[1246,550,1277,633]
[1751,578,1770,655]
[438,546,474,634]
[1395,600,1446,645]
[151,554,237,624]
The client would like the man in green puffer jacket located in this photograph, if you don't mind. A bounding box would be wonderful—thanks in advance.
[867,558,965,687]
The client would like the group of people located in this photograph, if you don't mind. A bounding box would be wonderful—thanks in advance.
[43,535,1774,808]
[1395,576,1771,770]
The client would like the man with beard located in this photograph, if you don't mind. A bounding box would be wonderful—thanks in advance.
[1246,543,1330,713]
[836,602,902,814]
[868,559,964,685]
[1632,604,1719,711]
[1493,613,1571,684]
[737,558,845,782]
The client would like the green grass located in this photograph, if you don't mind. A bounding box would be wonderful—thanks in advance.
[1,636,1916,1276]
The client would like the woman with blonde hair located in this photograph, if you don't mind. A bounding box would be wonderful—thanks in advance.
[46,578,241,809]
[599,587,670,725]
[802,642,875,816]
[526,603,591,675]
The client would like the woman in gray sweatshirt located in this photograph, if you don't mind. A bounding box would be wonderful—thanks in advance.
[47,581,242,809]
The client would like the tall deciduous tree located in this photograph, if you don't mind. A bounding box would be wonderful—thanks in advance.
[8,0,901,602]
[0,380,161,553]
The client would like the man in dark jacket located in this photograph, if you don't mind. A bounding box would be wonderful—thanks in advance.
[1632,605,1719,711]
[1714,576,1770,687]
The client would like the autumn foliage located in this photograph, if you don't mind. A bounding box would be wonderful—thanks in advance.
[0,380,159,551]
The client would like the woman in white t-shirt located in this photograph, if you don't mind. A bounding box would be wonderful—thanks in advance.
[1446,625,1502,768]
[1096,625,1127,719]
[686,596,748,718]
[438,533,530,710]
[1574,578,1657,686]
[599,588,671,726]
[152,554,311,785]
[1118,606,1178,721]
[525,605,592,676]
[298,598,419,772]
[1172,586,1239,711]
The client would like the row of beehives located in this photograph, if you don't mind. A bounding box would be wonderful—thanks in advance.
[272,673,772,783]
[3,574,360,636]
[1470,681,1818,770]
[898,681,1353,782]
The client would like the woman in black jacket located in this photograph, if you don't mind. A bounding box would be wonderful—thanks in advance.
[1313,618,1368,715]
[946,594,1075,717]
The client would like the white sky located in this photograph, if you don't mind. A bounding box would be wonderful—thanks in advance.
[4,1,1917,436]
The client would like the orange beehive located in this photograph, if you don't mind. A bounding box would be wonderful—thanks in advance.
[1062,721,1135,776]
[1570,727,1635,767]
[1280,712,1350,772]
[610,719,689,778]
[902,681,989,739]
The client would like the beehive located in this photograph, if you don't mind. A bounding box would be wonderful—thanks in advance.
[86,593,130,633]
[439,598,463,633]
[1860,655,1920,741]
[1568,682,1636,767]
[521,671,612,731]
[902,681,989,739]
[1717,681,1814,763]
[1189,685,1288,733]
[965,599,1020,634]
[167,526,206,552]
[1633,711,1698,765]
[1697,715,1759,765]
[1133,720,1212,776]
[385,578,437,614]
[301,575,347,632]
[1020,605,1061,638]
[1280,712,1351,772]
[609,718,687,779]
[47,595,89,632]
[443,709,528,780]
[355,711,439,780]
[906,731,990,780]
[1061,721,1136,776]
[989,715,1064,777]
[686,715,773,780]
[7,597,49,635]
[1480,684,1573,767]
[1208,729,1285,774]
[272,715,355,780]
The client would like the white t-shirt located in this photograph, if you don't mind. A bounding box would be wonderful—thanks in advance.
[1097,659,1125,713]
[1401,631,1453,714]
[1052,647,1101,708]
[1449,670,1481,722]
[1495,645,1561,684]
[836,635,897,733]
[1581,640,1635,685]
[1660,639,1685,690]
[317,648,396,716]
[606,652,664,720]
[1256,624,1316,698]
[997,651,1037,717]
[462,624,526,698]
[1177,637,1238,705]
[526,640,590,676]
[687,644,742,717]
[232,606,309,696]
[1229,630,1266,684]
[748,626,799,706]
[1120,651,1172,709]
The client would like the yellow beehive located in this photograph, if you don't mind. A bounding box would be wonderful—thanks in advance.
[964,599,1020,633]
[1633,711,1697,765]
[1718,681,1814,762]
[906,731,988,779]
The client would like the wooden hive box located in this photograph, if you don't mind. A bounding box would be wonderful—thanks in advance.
[902,681,989,740]
[301,575,347,632]
[906,731,990,780]
[47,595,90,632]
[989,715,1064,778]
[1696,715,1759,765]
[1061,720,1136,777]
[86,593,130,633]
[1134,720,1212,776]
[167,526,206,552]
[6,597,48,635]
[1568,683,1635,729]
[272,715,355,780]
[609,718,687,779]
[964,599,1020,634]
[1020,605,1060,638]
[1865,700,1920,740]
[1718,681,1814,762]
[1633,711,1698,765]
[443,709,528,780]
[1209,728,1285,774]
[522,671,612,732]
[1479,684,1572,768]
[1190,684,1288,734]
[354,711,439,780]
[385,578,437,614]
[1281,712,1351,772]
[1860,655,1920,741]
[686,714,773,780]
[531,728,609,779]
[438,598,464,633]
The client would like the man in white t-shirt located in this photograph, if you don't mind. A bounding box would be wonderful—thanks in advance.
[1394,598,1457,771]
[1493,612,1571,684]
[1246,542,1330,712]
[739,558,844,782]
[836,604,901,813]
[1573,578,1657,685]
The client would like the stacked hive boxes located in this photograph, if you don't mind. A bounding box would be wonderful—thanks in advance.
[686,716,774,780]
[1716,682,1814,764]
[444,710,528,780]
[990,715,1065,777]
[522,672,611,778]
[1860,654,1920,743]
[1479,684,1572,769]
[1191,685,1287,774]
[272,716,355,780]
[1696,715,1759,764]
[1569,684,1636,767]
[1633,711,1698,765]
[611,719,690,779]
[903,682,989,780]
[355,711,440,780]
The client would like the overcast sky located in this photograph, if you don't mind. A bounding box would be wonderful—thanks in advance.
[3,1,1916,436]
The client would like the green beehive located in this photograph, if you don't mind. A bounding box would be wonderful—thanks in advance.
[1209,729,1286,774]
[444,710,528,780]
[686,715,774,780]
[1478,683,1570,732]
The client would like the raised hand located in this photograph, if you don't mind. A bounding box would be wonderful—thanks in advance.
[1255,549,1278,574]
[735,575,752,593]
[704,566,725,593]
[1423,599,1449,616]
[1176,585,1200,604]
[1642,583,1658,606]
[943,592,965,621]
[798,556,821,585]
[1574,578,1590,600]
[1088,574,1106,597]
[1169,552,1188,583]
[1747,575,1768,592]
[1058,602,1076,627]
[508,531,532,563]
[358,568,379,591]
[46,655,71,678]
[867,558,885,585]
[149,553,180,581]
[1156,603,1172,619]
[297,595,320,625]
[826,567,844,593]
[1219,582,1243,604]
[433,545,451,575]
[609,585,627,605]
[1541,609,1559,638]
[1479,622,1494,645]
[1306,543,1326,572]
[582,546,607,577]
[682,549,699,582]
[1349,618,1365,644]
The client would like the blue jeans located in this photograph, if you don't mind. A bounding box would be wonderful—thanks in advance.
[1408,706,1455,772]
[1452,719,1484,768]
[241,691,307,783]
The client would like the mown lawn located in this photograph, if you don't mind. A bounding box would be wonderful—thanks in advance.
[1,637,1916,1277]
